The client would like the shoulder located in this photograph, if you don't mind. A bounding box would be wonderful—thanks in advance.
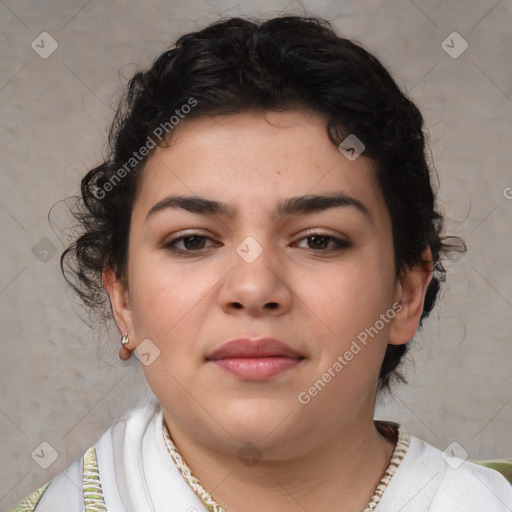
[10,400,161,512]
[430,448,512,510]
[377,431,512,511]
[10,457,84,512]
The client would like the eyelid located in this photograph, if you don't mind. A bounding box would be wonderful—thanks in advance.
[298,227,347,238]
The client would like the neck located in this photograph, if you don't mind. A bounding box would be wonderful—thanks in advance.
[163,413,396,512]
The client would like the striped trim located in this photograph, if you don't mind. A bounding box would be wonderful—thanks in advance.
[162,419,410,512]
[9,483,50,512]
[162,424,226,512]
[83,446,108,512]
[363,422,410,511]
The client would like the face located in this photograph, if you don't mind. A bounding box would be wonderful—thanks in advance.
[107,110,430,459]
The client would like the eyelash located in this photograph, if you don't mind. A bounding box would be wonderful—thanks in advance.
[163,231,351,255]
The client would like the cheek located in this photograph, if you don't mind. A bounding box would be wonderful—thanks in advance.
[128,256,211,396]
[309,259,393,320]
[302,252,396,363]
[127,251,211,341]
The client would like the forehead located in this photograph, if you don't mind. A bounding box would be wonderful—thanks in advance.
[134,110,386,222]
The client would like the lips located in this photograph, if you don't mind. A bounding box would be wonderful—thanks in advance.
[207,337,304,380]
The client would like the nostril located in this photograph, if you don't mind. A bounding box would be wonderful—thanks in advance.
[265,302,279,310]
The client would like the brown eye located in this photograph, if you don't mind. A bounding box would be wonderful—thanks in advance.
[295,233,351,251]
[164,234,220,254]
[307,235,330,250]
[180,235,207,250]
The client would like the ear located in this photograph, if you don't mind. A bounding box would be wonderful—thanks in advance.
[388,248,434,346]
[102,267,134,338]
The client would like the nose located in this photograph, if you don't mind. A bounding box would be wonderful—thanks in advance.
[218,238,293,317]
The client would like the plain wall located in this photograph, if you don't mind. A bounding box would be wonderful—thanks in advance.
[1,0,511,508]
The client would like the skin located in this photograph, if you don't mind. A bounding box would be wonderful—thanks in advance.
[104,109,433,512]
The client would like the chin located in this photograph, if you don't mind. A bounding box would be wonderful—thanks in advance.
[220,398,301,445]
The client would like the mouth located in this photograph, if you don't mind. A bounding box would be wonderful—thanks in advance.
[206,337,305,381]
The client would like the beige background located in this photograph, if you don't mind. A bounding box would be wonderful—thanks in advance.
[1,0,511,508]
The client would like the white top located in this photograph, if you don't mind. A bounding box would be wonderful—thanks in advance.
[20,399,512,512]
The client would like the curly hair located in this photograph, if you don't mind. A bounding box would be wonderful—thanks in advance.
[61,15,465,393]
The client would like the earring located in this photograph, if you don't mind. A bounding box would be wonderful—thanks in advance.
[119,333,132,361]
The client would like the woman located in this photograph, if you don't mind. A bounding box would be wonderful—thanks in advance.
[12,14,512,512]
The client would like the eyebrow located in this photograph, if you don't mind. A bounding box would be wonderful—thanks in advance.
[145,192,372,223]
